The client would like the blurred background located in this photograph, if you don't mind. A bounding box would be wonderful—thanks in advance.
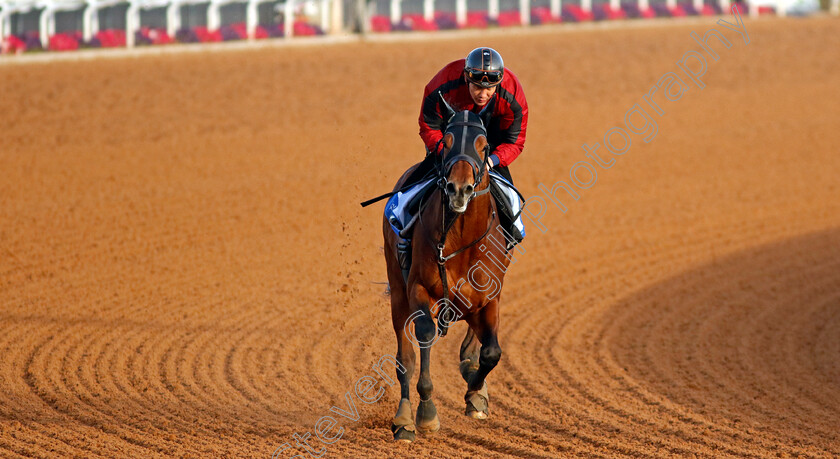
[0,0,833,54]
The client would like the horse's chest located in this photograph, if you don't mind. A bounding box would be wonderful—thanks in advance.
[423,264,500,314]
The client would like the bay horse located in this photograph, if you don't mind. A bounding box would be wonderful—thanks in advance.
[382,96,514,442]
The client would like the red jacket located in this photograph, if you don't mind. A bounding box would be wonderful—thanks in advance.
[419,58,528,168]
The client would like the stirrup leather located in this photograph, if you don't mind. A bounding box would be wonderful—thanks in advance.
[396,238,412,281]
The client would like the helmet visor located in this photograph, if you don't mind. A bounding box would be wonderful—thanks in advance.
[465,68,503,87]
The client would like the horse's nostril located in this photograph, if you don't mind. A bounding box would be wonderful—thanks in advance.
[445,182,456,195]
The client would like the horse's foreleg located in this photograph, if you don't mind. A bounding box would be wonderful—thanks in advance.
[391,330,417,442]
[390,292,417,442]
[465,301,502,419]
[414,303,441,434]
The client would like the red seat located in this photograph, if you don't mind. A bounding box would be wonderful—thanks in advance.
[293,21,320,36]
[401,13,438,31]
[566,5,594,21]
[254,25,270,38]
[701,5,717,15]
[96,29,126,47]
[531,6,559,23]
[370,15,392,32]
[670,5,687,16]
[1,35,27,54]
[465,11,489,28]
[497,10,522,27]
[49,32,80,51]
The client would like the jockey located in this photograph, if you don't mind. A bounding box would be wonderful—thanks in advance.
[396,47,529,281]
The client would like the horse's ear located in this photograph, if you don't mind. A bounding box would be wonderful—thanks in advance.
[443,132,454,152]
[438,91,456,123]
[478,96,496,128]
[474,135,488,157]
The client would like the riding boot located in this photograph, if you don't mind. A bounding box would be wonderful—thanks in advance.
[489,180,524,249]
[498,208,524,249]
[396,238,412,283]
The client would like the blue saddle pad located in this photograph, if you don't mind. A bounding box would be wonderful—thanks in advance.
[385,172,525,239]
[385,178,436,238]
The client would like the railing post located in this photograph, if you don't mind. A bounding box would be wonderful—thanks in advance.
[390,0,400,24]
[83,1,96,42]
[284,0,294,37]
[423,0,433,22]
[489,0,499,19]
[126,1,136,47]
[550,0,560,19]
[208,0,220,30]
[167,1,179,39]
[246,0,257,38]
[1,8,9,40]
[39,4,51,48]
[519,0,530,25]
[319,0,329,32]
[456,0,466,25]
[330,0,343,32]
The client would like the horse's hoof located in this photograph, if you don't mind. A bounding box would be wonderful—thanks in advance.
[391,424,416,442]
[416,415,440,434]
[465,398,489,419]
[392,398,415,441]
[464,385,489,420]
[415,399,440,434]
[416,420,440,434]
[466,408,488,419]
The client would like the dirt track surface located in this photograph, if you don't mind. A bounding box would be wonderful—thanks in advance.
[2,16,840,458]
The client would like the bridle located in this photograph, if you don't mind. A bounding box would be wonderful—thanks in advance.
[439,110,493,203]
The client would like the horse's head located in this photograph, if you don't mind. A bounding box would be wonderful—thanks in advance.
[438,93,495,213]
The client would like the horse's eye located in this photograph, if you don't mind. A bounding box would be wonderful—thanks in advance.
[445,182,456,195]
[464,184,474,195]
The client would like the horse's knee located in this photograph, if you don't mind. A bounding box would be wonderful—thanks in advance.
[414,315,437,344]
[479,344,502,368]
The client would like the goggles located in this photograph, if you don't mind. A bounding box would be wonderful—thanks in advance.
[465,68,503,87]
